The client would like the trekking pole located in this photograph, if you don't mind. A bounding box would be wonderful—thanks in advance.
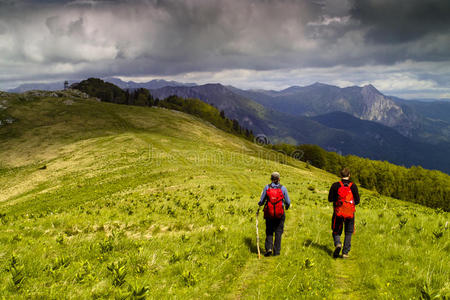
[256,207,261,259]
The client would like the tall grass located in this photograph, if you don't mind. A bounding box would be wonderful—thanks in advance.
[0,93,448,298]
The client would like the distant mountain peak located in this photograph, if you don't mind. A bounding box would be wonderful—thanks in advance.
[362,84,381,94]
[311,82,328,87]
[202,83,224,88]
[304,82,340,90]
[279,85,302,93]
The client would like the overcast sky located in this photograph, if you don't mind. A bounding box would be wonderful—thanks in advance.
[0,0,449,98]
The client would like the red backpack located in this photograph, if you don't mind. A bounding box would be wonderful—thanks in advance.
[264,185,285,219]
[335,181,355,218]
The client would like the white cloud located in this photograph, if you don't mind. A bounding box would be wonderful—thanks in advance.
[122,61,450,99]
[307,15,350,26]
[362,76,436,92]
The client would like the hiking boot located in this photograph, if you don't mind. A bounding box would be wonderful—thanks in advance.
[273,253,280,256]
[342,253,349,259]
[333,244,342,258]
[264,250,272,257]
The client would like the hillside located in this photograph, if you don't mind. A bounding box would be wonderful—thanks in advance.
[393,98,450,144]
[311,111,450,172]
[0,91,448,298]
[149,83,450,173]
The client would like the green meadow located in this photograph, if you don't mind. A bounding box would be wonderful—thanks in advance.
[0,91,448,299]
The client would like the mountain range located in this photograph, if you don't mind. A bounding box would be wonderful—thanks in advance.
[6,78,195,93]
[5,77,450,172]
[6,81,77,93]
[231,83,450,145]
[147,83,450,172]
[102,77,197,90]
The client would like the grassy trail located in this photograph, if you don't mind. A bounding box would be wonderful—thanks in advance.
[330,256,362,299]
[228,257,266,299]
[228,212,293,300]
[228,210,265,299]
[228,205,332,299]
[229,204,368,299]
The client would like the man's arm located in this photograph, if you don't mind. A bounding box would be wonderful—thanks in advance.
[351,184,360,205]
[282,186,290,209]
[328,183,338,203]
[258,185,268,206]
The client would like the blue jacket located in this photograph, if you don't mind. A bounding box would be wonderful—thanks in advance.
[258,182,291,209]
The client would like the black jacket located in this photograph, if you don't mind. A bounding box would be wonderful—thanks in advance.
[328,179,360,206]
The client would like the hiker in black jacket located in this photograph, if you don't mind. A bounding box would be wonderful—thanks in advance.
[328,167,360,258]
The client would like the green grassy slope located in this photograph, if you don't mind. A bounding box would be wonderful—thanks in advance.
[0,91,448,299]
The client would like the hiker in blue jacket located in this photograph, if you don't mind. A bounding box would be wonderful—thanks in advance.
[258,172,290,256]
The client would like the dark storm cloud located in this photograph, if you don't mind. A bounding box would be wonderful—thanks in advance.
[0,0,328,73]
[0,0,449,98]
[350,0,450,44]
[2,0,449,69]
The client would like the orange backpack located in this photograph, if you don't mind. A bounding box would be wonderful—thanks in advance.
[335,181,355,218]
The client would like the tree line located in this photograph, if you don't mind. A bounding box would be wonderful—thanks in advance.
[270,143,450,211]
[71,78,253,141]
[159,95,254,140]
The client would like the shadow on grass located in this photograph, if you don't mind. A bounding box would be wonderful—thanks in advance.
[304,239,333,256]
[244,237,259,254]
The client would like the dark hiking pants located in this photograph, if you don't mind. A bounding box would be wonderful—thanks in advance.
[331,214,355,254]
[265,214,285,255]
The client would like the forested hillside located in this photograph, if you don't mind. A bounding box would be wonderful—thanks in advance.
[271,144,450,211]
